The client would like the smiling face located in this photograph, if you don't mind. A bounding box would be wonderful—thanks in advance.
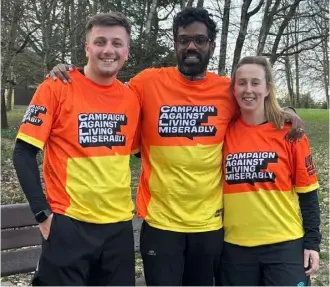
[233,63,270,113]
[85,25,129,81]
[174,21,215,77]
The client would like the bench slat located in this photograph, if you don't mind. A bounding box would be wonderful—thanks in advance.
[1,247,41,276]
[1,218,142,251]
[1,203,36,229]
[1,197,138,229]
[1,226,42,250]
[1,203,143,276]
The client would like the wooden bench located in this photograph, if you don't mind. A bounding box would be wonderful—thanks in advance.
[1,203,145,286]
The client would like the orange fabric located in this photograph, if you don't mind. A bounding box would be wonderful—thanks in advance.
[17,70,140,223]
[129,67,237,232]
[223,118,319,246]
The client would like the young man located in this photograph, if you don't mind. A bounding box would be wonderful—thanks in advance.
[129,8,234,286]
[13,13,140,286]
[48,7,303,286]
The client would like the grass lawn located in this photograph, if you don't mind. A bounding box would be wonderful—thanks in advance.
[1,107,329,285]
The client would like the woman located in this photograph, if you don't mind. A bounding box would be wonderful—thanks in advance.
[221,56,321,286]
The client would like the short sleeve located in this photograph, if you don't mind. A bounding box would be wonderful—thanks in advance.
[128,68,155,105]
[131,116,141,154]
[292,135,320,193]
[226,79,239,121]
[16,81,58,150]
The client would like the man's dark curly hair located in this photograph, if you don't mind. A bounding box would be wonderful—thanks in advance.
[173,7,218,42]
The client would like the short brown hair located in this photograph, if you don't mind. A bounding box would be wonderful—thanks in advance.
[232,56,284,129]
[86,12,131,38]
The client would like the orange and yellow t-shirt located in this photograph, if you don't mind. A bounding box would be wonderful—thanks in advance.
[17,70,140,224]
[223,118,319,246]
[129,67,237,232]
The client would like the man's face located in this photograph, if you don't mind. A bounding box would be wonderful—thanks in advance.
[85,25,129,78]
[174,21,215,77]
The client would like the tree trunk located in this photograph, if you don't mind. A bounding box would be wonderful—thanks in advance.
[294,53,300,107]
[40,1,58,75]
[145,0,158,35]
[1,0,24,129]
[256,0,281,55]
[6,85,14,112]
[61,0,70,63]
[322,36,329,108]
[231,0,264,73]
[196,0,204,8]
[231,1,251,74]
[137,0,147,65]
[70,0,77,63]
[294,13,300,108]
[92,0,98,14]
[115,0,123,12]
[6,67,15,111]
[180,0,186,9]
[285,56,295,107]
[269,0,303,64]
[218,0,231,75]
[186,0,194,8]
[1,90,9,129]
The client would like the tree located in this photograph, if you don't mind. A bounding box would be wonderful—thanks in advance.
[218,0,231,76]
[231,0,264,73]
[1,0,25,128]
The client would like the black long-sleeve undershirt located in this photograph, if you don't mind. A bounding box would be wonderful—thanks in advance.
[13,139,50,214]
[298,190,321,252]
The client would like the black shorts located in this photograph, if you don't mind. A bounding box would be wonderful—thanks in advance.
[32,213,135,286]
[140,221,224,286]
[218,238,310,286]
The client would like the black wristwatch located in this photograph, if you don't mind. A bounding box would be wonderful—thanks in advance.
[35,209,52,223]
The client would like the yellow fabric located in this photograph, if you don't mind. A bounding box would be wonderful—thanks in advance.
[145,143,223,232]
[295,182,320,193]
[17,133,44,150]
[224,188,304,246]
[65,155,134,223]
[129,67,237,232]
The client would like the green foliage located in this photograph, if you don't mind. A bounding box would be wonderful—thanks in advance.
[1,127,19,140]
[296,108,329,122]
[279,93,328,110]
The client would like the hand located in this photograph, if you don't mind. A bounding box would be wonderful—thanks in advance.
[304,249,319,276]
[282,109,305,142]
[46,63,75,84]
[39,213,54,240]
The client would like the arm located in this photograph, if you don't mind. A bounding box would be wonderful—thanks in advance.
[297,190,321,252]
[292,136,321,276]
[14,81,58,240]
[298,190,321,276]
[13,139,53,240]
[13,139,48,213]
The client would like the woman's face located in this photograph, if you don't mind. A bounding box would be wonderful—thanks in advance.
[233,64,269,112]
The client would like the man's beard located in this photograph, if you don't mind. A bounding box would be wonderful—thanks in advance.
[176,50,211,77]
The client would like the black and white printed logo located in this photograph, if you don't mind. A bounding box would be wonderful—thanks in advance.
[225,152,278,185]
[78,113,127,148]
[21,105,47,126]
[158,105,217,139]
[305,154,316,176]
